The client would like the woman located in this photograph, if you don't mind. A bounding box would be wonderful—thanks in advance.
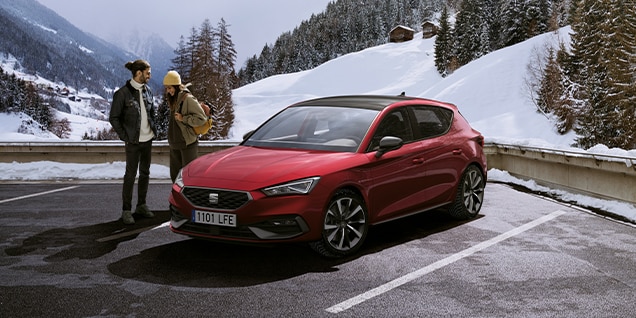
[163,70,207,182]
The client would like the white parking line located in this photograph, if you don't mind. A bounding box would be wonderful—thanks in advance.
[326,210,568,314]
[0,186,79,204]
[96,222,170,242]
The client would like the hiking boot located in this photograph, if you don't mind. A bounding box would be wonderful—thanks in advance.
[122,210,135,225]
[134,204,155,218]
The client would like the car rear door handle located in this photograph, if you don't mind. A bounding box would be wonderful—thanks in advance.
[452,149,462,155]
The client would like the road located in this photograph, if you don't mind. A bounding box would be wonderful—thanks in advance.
[1,181,635,317]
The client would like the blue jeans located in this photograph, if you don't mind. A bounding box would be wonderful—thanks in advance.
[122,140,152,211]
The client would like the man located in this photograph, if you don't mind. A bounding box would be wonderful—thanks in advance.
[109,60,157,224]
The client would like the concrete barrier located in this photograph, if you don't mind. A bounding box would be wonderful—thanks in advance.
[0,141,237,167]
[484,142,636,204]
[1,141,635,205]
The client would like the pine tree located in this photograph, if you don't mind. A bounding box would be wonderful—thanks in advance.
[603,0,636,149]
[501,0,528,47]
[571,0,636,149]
[212,18,237,140]
[453,0,485,66]
[170,18,238,140]
[170,36,192,82]
[434,5,453,77]
[536,45,575,133]
[155,99,170,140]
[526,0,551,38]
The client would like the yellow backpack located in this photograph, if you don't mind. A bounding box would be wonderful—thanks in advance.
[178,93,213,135]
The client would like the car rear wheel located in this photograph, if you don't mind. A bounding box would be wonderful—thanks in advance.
[448,165,485,220]
[310,189,368,258]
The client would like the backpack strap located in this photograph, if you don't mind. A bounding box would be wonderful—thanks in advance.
[177,92,190,113]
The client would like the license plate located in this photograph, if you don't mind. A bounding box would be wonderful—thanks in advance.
[192,210,237,227]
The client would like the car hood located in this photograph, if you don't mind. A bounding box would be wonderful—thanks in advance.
[183,146,359,189]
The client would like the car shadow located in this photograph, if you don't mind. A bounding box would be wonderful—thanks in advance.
[4,211,171,262]
[108,209,481,287]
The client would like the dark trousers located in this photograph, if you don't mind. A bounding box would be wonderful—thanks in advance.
[170,141,198,182]
[122,140,152,211]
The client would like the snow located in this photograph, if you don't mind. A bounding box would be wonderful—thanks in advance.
[1,27,635,222]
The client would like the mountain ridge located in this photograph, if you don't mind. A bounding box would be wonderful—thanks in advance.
[0,0,173,95]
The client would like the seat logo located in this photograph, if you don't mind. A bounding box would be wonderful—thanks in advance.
[209,193,219,205]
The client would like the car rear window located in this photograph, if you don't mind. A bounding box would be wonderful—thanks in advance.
[411,106,453,139]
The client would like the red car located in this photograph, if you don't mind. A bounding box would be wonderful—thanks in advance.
[169,95,487,257]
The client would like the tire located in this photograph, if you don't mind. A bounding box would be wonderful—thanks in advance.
[310,189,369,258]
[448,165,485,220]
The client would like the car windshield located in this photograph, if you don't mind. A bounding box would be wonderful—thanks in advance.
[243,105,379,152]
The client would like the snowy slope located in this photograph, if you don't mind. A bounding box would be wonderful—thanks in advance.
[230,27,576,148]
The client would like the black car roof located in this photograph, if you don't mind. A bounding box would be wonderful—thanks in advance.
[290,95,422,111]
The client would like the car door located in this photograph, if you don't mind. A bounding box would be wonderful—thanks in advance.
[411,105,465,206]
[364,109,431,223]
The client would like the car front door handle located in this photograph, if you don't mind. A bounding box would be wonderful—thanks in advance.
[412,158,424,164]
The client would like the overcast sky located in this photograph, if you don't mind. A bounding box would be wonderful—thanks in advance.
[36,0,332,67]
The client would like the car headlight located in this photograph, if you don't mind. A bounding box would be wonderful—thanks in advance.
[261,177,320,196]
[174,169,184,188]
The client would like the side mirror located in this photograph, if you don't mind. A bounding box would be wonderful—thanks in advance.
[242,130,255,141]
[375,136,403,158]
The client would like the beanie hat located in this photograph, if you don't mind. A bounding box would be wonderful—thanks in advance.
[163,71,181,86]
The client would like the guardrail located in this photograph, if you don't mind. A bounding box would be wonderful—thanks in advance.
[484,142,636,204]
[0,141,237,168]
[1,141,635,205]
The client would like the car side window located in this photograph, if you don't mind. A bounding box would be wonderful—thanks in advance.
[368,110,413,151]
[411,106,453,139]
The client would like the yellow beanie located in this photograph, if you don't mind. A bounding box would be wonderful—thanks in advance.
[163,71,181,86]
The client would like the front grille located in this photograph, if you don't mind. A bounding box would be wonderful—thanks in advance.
[182,187,251,211]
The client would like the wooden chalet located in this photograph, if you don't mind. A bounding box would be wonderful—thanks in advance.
[388,25,415,43]
[421,21,439,39]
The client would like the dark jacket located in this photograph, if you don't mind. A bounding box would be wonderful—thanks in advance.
[109,80,157,144]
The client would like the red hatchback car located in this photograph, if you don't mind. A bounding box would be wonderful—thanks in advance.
[169,95,487,257]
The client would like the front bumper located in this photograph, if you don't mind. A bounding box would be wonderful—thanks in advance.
[169,205,311,241]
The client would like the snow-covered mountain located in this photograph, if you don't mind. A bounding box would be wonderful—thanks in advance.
[0,0,173,94]
[0,55,113,141]
[102,28,174,89]
[2,26,580,149]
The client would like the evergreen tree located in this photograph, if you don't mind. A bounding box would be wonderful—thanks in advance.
[501,0,528,47]
[155,99,170,140]
[602,0,636,148]
[453,0,485,66]
[536,45,575,133]
[170,36,192,82]
[483,0,505,51]
[525,0,551,38]
[434,5,453,77]
[170,18,238,140]
[190,19,217,100]
[571,0,636,149]
[212,18,237,140]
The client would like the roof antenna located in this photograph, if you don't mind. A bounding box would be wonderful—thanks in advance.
[399,91,405,96]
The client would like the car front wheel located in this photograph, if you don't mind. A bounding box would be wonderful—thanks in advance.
[448,165,485,220]
[310,189,368,258]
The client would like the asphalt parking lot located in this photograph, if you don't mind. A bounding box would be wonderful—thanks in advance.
[1,181,635,317]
